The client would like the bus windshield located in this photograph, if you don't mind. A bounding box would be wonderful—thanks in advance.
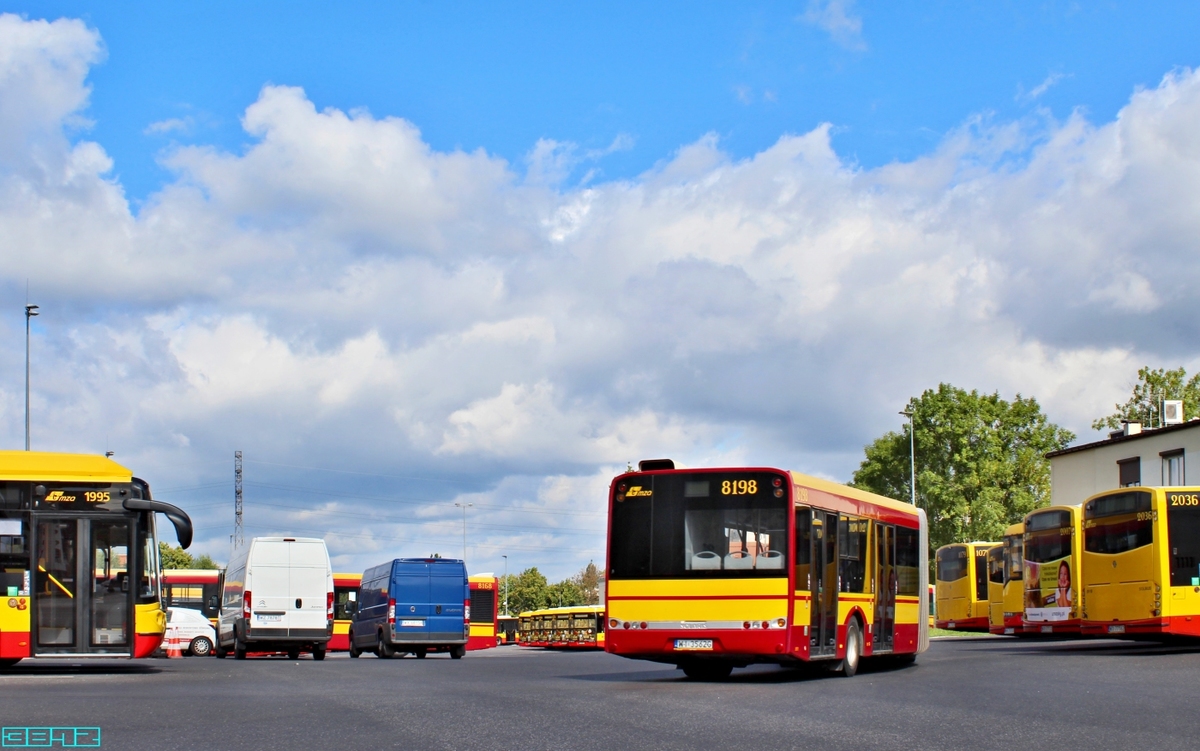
[988,546,1004,585]
[1004,534,1023,581]
[609,471,788,578]
[1084,491,1152,554]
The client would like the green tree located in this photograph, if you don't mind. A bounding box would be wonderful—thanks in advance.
[547,579,585,608]
[158,542,193,569]
[852,384,1074,554]
[192,554,219,570]
[1092,366,1200,431]
[571,560,603,605]
[507,567,551,614]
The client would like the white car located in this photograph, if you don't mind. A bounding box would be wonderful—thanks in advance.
[167,607,217,657]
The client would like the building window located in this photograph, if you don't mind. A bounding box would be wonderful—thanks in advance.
[1118,457,1141,488]
[1162,450,1185,486]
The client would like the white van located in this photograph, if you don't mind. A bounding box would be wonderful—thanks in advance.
[215,537,334,660]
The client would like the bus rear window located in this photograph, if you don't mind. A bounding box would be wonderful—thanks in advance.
[1025,511,1073,564]
[1084,491,1153,555]
[1167,492,1200,586]
[988,546,1005,585]
[1004,535,1023,581]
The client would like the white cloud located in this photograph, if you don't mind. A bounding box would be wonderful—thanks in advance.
[144,117,191,136]
[801,0,866,51]
[6,16,1200,577]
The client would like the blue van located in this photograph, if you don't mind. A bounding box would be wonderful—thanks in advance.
[349,558,469,659]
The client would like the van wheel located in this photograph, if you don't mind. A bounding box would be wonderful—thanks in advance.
[190,637,213,657]
[377,633,394,659]
[214,643,227,659]
[313,645,326,661]
[234,639,247,660]
[415,647,427,659]
[839,619,862,678]
[348,634,361,658]
[287,648,300,660]
[450,645,465,660]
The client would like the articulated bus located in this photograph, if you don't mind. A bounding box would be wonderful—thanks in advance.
[468,574,499,650]
[162,569,223,624]
[990,523,1027,635]
[605,461,928,680]
[330,572,362,651]
[0,451,192,666]
[1023,506,1082,635]
[1080,486,1200,639]
[934,542,999,631]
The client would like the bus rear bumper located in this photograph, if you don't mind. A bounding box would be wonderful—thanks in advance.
[606,628,787,663]
[1081,618,1172,637]
[936,617,990,631]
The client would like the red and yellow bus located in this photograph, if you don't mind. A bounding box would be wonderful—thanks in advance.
[468,574,499,650]
[604,461,928,680]
[329,572,362,651]
[1080,486,1200,638]
[1023,506,1082,635]
[934,541,999,631]
[0,451,192,666]
[986,543,1005,632]
[162,569,223,625]
[989,523,1027,635]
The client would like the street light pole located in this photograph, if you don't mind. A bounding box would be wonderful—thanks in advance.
[454,502,473,561]
[502,554,508,616]
[24,303,39,451]
[900,409,916,506]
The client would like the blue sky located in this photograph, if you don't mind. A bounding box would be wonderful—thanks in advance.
[2,3,1200,577]
[19,2,1200,200]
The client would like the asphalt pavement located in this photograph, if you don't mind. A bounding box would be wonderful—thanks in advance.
[2,637,1199,750]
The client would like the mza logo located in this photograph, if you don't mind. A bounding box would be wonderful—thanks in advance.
[626,486,652,498]
[43,492,76,503]
[1,727,100,747]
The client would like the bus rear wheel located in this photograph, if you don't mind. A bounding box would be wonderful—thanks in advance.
[839,619,862,678]
[681,661,733,681]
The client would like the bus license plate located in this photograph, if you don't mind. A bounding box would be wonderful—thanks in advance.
[674,639,713,651]
[400,620,425,627]
[1108,625,1125,634]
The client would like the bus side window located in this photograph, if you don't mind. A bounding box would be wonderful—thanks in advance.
[794,507,811,591]
[895,527,920,596]
[838,517,867,593]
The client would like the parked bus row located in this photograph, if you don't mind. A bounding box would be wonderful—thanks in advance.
[935,485,1200,641]
[516,605,606,648]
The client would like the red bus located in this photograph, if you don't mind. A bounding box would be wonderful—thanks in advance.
[468,574,499,650]
[161,569,223,625]
[605,461,928,680]
[330,572,362,651]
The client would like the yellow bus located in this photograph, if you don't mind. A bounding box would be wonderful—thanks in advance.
[1023,506,1082,635]
[934,542,999,631]
[515,605,605,648]
[605,461,928,680]
[1080,486,1200,638]
[986,543,1005,632]
[990,523,1027,635]
[0,451,192,667]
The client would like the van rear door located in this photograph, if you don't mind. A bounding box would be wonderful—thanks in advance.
[288,541,331,635]
[393,561,430,635]
[429,563,466,641]
[250,541,291,630]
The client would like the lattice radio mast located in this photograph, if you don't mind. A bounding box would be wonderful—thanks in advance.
[234,450,244,549]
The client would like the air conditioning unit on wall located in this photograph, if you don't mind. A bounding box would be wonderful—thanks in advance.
[1163,400,1184,425]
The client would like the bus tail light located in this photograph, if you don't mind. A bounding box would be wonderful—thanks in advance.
[609,618,619,629]
[243,591,251,620]
[388,599,396,625]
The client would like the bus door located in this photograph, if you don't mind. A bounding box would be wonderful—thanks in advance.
[33,517,133,655]
[810,510,839,657]
[873,523,895,652]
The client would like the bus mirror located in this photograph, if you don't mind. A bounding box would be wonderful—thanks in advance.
[346,601,357,615]
[207,595,219,609]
